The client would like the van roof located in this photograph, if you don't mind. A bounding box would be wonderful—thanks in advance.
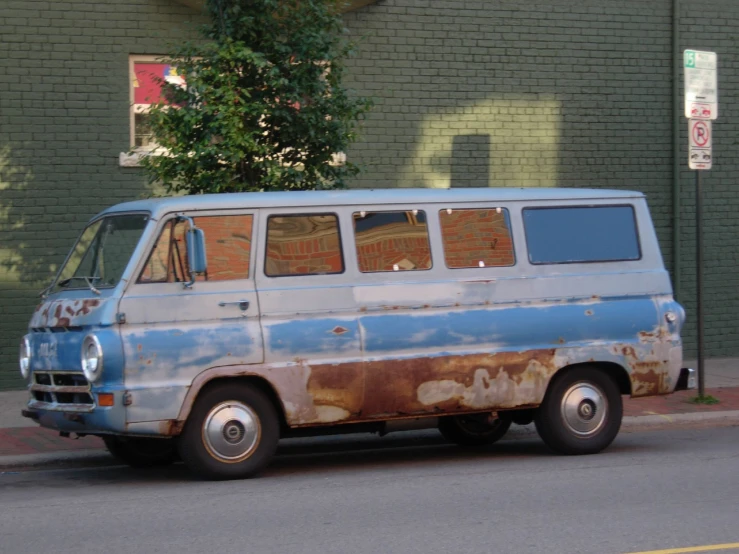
[100,187,644,220]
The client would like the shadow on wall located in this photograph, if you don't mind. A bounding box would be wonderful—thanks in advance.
[0,143,40,387]
[397,95,562,189]
[0,143,42,286]
[451,134,491,188]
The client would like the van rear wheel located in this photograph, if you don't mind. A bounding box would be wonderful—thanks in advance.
[177,383,279,480]
[439,412,512,447]
[534,366,622,455]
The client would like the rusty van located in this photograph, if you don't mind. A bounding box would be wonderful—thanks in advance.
[19,188,695,479]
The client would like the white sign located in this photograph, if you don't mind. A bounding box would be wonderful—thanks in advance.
[689,119,712,170]
[684,50,718,120]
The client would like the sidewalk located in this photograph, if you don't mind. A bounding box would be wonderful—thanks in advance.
[1,358,738,469]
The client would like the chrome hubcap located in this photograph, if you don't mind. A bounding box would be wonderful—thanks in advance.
[202,401,260,462]
[561,382,607,437]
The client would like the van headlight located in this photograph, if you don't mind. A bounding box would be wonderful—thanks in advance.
[81,335,103,382]
[19,336,31,380]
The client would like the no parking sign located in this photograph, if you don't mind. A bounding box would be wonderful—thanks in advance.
[689,119,712,170]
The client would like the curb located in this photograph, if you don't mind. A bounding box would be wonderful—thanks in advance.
[622,409,739,431]
[2,410,738,472]
[0,449,117,473]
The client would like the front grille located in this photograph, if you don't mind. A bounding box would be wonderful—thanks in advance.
[29,371,95,412]
[31,326,83,333]
[49,373,89,387]
[35,373,51,386]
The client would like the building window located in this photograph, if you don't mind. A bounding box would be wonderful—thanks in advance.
[139,215,253,283]
[523,205,641,264]
[265,214,344,277]
[129,55,185,150]
[353,210,432,272]
[439,208,515,269]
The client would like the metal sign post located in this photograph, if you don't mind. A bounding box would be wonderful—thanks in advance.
[695,170,705,397]
[684,49,717,397]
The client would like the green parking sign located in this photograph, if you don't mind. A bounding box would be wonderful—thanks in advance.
[685,50,696,68]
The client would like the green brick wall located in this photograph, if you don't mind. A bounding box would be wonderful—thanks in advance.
[1,0,738,390]
[0,0,208,390]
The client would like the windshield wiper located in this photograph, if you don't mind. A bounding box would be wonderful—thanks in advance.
[56,276,101,295]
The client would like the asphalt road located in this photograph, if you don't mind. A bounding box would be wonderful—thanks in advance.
[1,426,738,554]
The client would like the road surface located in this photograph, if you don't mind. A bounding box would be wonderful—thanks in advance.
[1,426,738,554]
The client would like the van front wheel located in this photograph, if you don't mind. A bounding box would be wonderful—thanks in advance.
[178,383,279,480]
[534,367,622,455]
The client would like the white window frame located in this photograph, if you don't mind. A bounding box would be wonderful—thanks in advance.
[120,55,180,167]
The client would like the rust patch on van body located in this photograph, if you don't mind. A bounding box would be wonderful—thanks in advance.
[31,299,102,328]
[287,349,559,425]
[619,326,679,396]
[305,362,364,422]
[360,349,557,418]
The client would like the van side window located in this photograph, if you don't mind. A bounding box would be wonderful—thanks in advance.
[139,220,183,283]
[353,210,432,272]
[523,205,641,264]
[139,215,253,282]
[439,208,515,268]
[265,214,344,277]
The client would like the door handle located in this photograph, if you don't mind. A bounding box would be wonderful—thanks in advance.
[218,300,250,311]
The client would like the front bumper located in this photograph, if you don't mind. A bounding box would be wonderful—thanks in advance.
[674,367,697,391]
[21,408,39,421]
[21,405,124,435]
[21,370,127,434]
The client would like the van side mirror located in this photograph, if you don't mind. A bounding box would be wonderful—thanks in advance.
[180,216,207,288]
[187,228,207,274]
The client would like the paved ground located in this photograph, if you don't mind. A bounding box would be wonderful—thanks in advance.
[1,426,738,554]
[1,357,737,467]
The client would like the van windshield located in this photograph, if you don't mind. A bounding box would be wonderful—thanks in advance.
[52,214,149,293]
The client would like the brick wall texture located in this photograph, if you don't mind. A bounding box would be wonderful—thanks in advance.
[1,0,738,389]
[0,0,209,389]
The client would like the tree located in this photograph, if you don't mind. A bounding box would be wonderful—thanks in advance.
[141,0,372,194]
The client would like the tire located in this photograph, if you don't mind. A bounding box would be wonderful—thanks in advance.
[103,436,178,468]
[177,383,279,480]
[534,366,623,455]
[439,412,512,447]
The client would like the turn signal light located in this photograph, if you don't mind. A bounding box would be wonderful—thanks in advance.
[97,393,114,407]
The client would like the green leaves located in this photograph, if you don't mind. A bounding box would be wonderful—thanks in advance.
[141,0,372,195]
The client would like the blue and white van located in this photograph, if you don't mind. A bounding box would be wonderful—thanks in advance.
[19,188,694,479]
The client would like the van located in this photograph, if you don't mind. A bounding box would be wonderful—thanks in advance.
[20,188,694,479]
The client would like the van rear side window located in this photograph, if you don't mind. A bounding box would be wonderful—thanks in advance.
[439,208,515,268]
[353,210,432,272]
[265,214,344,277]
[523,205,641,264]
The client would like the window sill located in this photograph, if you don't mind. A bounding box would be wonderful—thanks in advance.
[119,147,167,168]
